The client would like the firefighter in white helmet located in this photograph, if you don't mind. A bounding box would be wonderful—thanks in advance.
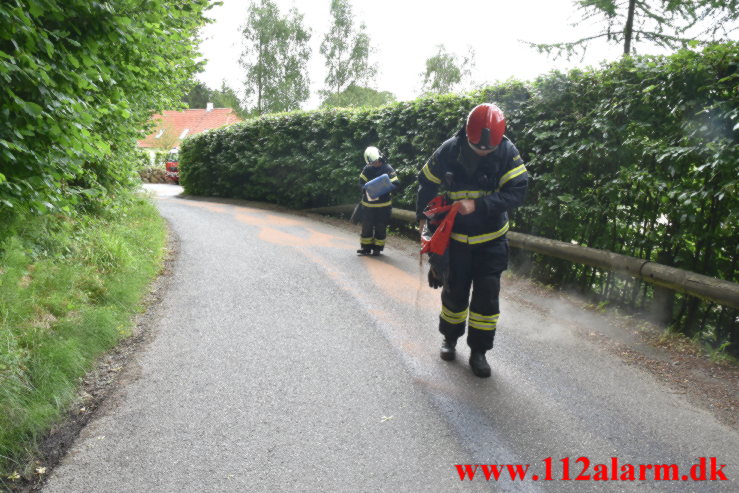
[357,146,400,255]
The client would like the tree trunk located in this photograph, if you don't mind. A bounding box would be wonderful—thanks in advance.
[257,39,264,114]
[623,0,636,55]
[684,297,701,337]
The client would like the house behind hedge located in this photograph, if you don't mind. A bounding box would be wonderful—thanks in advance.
[137,103,242,160]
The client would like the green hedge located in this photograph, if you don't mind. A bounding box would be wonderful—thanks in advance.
[514,43,737,353]
[181,43,738,355]
[180,81,531,209]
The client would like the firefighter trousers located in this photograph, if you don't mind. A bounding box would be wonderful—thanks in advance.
[438,238,509,351]
[359,205,391,252]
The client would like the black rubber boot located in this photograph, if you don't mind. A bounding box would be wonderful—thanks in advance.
[356,248,371,256]
[440,338,457,361]
[371,247,382,256]
[469,351,491,378]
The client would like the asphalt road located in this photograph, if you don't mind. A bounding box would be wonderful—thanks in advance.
[43,185,738,492]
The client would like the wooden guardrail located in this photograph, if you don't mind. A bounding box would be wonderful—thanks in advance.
[305,204,739,310]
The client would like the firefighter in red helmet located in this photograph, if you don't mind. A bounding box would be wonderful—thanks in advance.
[416,103,528,377]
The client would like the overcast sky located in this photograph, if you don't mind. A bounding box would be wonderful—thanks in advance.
[195,0,677,110]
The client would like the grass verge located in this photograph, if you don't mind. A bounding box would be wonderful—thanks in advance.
[0,193,166,482]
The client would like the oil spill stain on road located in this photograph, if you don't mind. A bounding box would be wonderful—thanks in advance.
[234,210,271,226]
[178,200,232,215]
[231,210,353,250]
[362,257,436,309]
[265,214,304,227]
[259,227,301,246]
[180,201,353,250]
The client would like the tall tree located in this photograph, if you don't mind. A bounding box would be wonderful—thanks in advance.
[210,81,248,118]
[530,0,738,58]
[239,0,311,115]
[183,81,247,117]
[420,45,475,95]
[320,0,373,101]
[183,82,211,109]
[320,83,395,108]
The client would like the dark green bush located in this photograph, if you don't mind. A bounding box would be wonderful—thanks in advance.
[514,43,738,353]
[181,82,532,208]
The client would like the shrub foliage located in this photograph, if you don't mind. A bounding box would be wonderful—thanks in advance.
[0,0,210,219]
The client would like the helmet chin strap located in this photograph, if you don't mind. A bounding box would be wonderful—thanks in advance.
[476,128,492,149]
[469,128,499,152]
[468,138,497,153]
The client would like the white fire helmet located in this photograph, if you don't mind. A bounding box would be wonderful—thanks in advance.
[364,146,381,164]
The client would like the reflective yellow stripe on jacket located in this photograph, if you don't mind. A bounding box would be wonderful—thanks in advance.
[498,163,527,189]
[421,161,441,184]
[450,222,509,244]
[448,190,491,200]
[361,200,392,208]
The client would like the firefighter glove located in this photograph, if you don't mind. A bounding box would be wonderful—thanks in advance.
[428,266,443,289]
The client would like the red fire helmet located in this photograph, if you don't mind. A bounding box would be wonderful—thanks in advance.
[466,103,505,151]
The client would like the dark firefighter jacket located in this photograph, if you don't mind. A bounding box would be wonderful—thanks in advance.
[359,160,400,208]
[416,129,528,245]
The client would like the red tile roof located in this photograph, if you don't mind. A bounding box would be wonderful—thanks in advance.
[137,108,242,149]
